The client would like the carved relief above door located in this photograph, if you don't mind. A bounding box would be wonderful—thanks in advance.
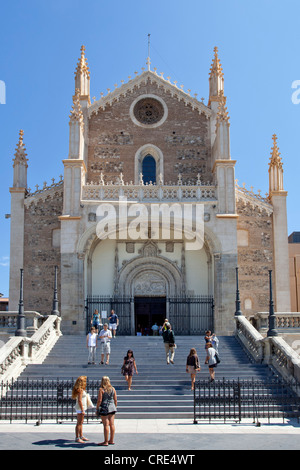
[133,272,166,296]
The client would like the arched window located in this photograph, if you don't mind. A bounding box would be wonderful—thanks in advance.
[142,155,156,184]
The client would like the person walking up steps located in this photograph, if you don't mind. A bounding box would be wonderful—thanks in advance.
[162,322,176,364]
[186,348,201,391]
[121,349,138,390]
[205,341,218,382]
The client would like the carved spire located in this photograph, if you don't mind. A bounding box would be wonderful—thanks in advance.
[216,90,230,126]
[209,46,224,79]
[269,134,284,193]
[13,130,28,188]
[68,89,84,159]
[69,88,84,127]
[74,45,90,100]
[208,47,224,106]
[269,134,283,169]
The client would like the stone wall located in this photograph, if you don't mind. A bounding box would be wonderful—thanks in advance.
[23,190,63,314]
[87,79,211,185]
[236,199,274,315]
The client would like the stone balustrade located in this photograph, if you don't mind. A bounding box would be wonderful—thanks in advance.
[235,315,300,388]
[82,181,216,202]
[0,315,62,385]
[252,312,300,332]
[0,311,45,339]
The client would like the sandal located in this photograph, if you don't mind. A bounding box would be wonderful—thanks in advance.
[75,437,84,443]
[98,442,109,446]
[80,436,89,441]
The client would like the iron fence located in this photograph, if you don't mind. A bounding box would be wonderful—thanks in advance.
[193,378,300,424]
[168,295,214,335]
[85,295,214,335]
[1,377,300,423]
[0,378,102,423]
[85,296,132,335]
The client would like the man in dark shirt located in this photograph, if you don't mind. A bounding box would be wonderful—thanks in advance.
[162,322,175,364]
[108,310,119,338]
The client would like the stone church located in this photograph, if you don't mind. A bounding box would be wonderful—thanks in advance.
[8,46,291,335]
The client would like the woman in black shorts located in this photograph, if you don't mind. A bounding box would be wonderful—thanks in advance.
[96,376,117,446]
[205,342,217,382]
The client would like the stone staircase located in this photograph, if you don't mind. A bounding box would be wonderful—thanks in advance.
[17,334,275,419]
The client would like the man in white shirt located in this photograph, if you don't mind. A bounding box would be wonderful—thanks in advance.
[99,323,112,365]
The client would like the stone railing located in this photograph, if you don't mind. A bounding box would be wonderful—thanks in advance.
[0,315,62,385]
[0,311,45,338]
[235,315,300,388]
[82,180,216,203]
[252,312,300,332]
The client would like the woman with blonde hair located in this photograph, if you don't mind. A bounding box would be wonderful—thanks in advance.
[186,348,200,391]
[72,376,89,443]
[96,376,117,446]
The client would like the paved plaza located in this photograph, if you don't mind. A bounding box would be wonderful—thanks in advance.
[0,417,300,452]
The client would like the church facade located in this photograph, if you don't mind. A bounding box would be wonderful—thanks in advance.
[9,47,291,335]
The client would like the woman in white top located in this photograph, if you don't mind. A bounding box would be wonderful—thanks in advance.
[205,342,217,382]
[87,327,98,364]
[72,376,89,443]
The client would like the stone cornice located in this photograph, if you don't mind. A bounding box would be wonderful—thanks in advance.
[269,190,288,197]
[88,70,211,119]
[212,159,236,173]
[236,187,273,215]
[9,187,26,194]
[62,159,87,173]
[24,181,63,207]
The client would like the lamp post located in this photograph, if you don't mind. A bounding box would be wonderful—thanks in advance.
[15,268,26,337]
[235,267,242,316]
[267,269,278,337]
[51,265,60,315]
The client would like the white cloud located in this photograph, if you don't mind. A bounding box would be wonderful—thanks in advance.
[0,257,9,267]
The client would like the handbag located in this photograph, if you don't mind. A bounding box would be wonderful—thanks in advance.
[215,351,220,364]
[86,393,94,409]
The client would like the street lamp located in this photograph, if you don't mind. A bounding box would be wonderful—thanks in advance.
[51,265,60,315]
[15,268,26,337]
[267,269,278,337]
[235,267,242,316]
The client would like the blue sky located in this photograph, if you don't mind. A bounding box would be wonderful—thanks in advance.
[0,0,299,297]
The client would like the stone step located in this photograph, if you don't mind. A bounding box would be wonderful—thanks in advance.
[16,334,276,418]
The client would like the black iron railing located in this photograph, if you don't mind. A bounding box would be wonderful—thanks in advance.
[194,378,300,424]
[1,377,300,424]
[0,378,101,423]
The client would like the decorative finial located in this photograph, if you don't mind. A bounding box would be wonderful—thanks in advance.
[13,129,28,168]
[147,33,151,71]
[75,45,90,78]
[209,46,224,79]
[269,134,283,169]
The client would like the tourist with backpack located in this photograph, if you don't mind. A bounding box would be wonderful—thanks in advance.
[162,322,176,364]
